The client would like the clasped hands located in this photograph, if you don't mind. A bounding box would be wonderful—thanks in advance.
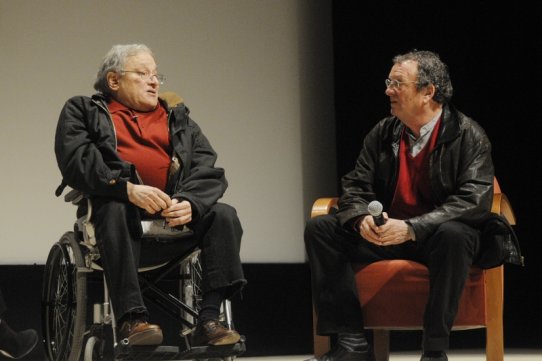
[127,182,191,227]
[358,212,412,246]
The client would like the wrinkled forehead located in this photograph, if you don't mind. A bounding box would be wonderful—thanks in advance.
[123,51,157,69]
[390,60,418,80]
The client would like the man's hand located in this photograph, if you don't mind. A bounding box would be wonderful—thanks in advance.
[161,198,192,227]
[358,213,411,246]
[127,182,172,214]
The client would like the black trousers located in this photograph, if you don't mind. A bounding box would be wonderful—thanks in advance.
[304,214,480,351]
[0,288,5,317]
[92,198,246,322]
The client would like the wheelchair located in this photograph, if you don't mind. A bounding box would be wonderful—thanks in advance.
[41,189,246,361]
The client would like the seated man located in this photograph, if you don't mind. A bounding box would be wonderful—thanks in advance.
[0,288,38,359]
[304,50,494,361]
[54,44,246,346]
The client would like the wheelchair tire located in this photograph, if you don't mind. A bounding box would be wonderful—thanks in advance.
[42,231,87,361]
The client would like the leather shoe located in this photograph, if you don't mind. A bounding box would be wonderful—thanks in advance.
[118,320,163,346]
[191,319,240,346]
[318,343,375,361]
[420,351,448,361]
[0,328,38,359]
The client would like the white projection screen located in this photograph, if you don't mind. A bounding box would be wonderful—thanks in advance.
[0,0,335,264]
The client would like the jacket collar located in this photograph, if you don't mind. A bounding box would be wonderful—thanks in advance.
[91,93,188,134]
[389,103,461,146]
[436,103,461,145]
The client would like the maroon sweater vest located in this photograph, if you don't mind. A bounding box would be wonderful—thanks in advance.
[389,119,441,219]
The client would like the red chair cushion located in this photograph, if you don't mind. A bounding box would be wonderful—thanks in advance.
[353,260,487,329]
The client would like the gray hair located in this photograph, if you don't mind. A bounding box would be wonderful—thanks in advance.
[93,44,154,95]
[393,50,453,104]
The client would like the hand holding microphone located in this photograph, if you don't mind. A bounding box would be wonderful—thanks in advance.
[367,200,386,226]
[365,201,409,246]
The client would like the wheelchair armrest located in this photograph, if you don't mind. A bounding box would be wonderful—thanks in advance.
[140,219,194,239]
[65,188,193,245]
[64,188,84,205]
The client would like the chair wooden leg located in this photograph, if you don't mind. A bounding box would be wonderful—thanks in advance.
[485,266,504,361]
[372,329,390,361]
[313,306,331,358]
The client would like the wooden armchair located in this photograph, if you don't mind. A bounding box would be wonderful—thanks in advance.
[310,178,516,361]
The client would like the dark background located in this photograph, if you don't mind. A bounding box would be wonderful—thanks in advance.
[331,0,541,350]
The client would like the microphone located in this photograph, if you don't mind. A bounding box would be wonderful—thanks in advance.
[367,200,386,226]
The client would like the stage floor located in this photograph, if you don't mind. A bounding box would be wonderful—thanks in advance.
[240,349,541,360]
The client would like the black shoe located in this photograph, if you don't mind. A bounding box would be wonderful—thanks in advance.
[420,351,448,361]
[318,343,375,361]
[190,319,240,346]
[0,328,38,359]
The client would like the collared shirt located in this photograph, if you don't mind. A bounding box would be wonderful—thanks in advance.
[405,109,442,157]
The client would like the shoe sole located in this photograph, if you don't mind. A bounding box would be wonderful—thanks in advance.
[208,332,241,346]
[127,329,163,346]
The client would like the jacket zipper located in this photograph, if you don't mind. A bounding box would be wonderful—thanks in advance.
[167,108,181,193]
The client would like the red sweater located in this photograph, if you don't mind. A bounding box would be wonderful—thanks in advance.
[389,119,441,219]
[108,100,171,191]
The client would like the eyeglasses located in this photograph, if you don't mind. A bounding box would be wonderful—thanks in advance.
[385,78,418,89]
[121,70,166,84]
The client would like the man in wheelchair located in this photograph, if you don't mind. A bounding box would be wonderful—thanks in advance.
[53,44,246,348]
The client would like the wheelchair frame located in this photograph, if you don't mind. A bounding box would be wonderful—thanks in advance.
[41,189,245,361]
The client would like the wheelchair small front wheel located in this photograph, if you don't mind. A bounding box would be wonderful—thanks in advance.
[84,336,105,361]
[42,231,87,361]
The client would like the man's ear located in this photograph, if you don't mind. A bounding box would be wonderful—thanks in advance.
[423,84,436,103]
[106,71,120,91]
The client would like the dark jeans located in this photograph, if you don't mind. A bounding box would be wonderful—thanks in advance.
[304,214,480,352]
[92,198,246,323]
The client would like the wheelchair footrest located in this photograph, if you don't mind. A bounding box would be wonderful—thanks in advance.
[114,338,246,361]
[177,338,246,360]
[115,345,180,361]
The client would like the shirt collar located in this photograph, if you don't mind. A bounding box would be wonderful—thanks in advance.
[406,109,442,140]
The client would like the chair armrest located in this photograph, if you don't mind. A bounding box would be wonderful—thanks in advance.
[312,180,517,226]
[311,197,338,218]
[492,192,517,225]
[312,193,517,226]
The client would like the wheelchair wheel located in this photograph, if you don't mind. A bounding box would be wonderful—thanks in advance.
[42,231,87,361]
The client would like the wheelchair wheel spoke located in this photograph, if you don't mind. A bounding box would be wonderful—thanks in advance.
[42,232,87,361]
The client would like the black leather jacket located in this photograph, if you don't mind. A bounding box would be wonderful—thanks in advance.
[337,104,495,242]
[54,94,227,222]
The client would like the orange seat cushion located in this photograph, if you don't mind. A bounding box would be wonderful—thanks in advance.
[353,260,487,329]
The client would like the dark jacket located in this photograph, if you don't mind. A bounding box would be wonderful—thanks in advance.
[337,104,495,242]
[54,94,227,222]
